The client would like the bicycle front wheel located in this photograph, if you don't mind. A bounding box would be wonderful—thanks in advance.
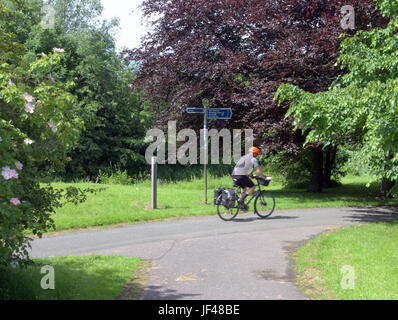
[217,202,239,221]
[254,191,275,218]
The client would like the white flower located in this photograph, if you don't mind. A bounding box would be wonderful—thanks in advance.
[24,138,33,145]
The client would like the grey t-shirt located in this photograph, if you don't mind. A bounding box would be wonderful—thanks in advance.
[231,154,259,176]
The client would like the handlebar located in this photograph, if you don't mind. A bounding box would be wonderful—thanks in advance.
[253,175,272,181]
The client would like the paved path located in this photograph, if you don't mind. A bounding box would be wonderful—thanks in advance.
[29,206,396,300]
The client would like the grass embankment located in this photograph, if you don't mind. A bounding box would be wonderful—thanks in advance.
[0,255,147,300]
[294,221,398,300]
[48,174,397,232]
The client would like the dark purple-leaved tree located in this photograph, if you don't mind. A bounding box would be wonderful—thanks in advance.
[127,0,385,192]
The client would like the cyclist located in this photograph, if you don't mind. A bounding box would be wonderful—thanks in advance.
[231,146,267,209]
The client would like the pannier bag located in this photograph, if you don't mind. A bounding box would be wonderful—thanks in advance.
[220,188,237,209]
[214,188,225,205]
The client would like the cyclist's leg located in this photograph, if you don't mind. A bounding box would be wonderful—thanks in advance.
[239,187,247,203]
[238,176,255,203]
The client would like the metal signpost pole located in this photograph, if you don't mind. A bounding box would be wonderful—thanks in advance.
[204,107,208,204]
[151,156,157,209]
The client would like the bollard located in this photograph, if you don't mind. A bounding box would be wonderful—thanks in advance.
[151,156,157,209]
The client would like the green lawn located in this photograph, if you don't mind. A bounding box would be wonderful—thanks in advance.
[0,255,146,300]
[45,174,397,232]
[293,221,398,300]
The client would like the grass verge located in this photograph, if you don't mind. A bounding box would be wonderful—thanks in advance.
[293,220,398,300]
[43,174,398,232]
[0,255,146,300]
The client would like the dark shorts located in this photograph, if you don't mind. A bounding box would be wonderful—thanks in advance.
[231,175,255,188]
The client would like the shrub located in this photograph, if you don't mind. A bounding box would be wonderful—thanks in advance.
[0,0,88,267]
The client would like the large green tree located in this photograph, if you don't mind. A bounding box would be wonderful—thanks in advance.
[25,0,150,179]
[276,0,397,196]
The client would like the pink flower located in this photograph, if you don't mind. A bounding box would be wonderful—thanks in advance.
[23,93,33,103]
[53,47,65,53]
[25,102,35,114]
[15,161,23,170]
[49,121,57,132]
[10,198,21,206]
[2,167,18,180]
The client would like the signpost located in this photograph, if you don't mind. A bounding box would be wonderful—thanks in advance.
[186,107,233,204]
[151,156,157,209]
[186,108,233,119]
[204,106,208,204]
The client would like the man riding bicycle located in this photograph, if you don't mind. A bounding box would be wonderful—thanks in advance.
[231,146,267,209]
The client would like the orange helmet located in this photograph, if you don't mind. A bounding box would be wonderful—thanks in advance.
[249,146,260,155]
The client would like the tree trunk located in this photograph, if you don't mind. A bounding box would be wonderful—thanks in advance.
[308,146,323,193]
[380,152,395,197]
[323,145,338,188]
[380,178,395,198]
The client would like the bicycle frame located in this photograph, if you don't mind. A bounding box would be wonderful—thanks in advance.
[234,179,263,206]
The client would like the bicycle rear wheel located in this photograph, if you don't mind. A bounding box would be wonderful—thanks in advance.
[217,202,239,221]
[254,191,275,218]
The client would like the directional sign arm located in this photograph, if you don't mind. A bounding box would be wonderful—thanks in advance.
[207,108,232,119]
[186,108,205,114]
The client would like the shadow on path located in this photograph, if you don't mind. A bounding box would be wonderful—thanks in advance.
[345,206,398,224]
[231,215,298,223]
[142,285,200,300]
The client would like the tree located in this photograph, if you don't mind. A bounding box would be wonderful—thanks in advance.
[24,0,151,179]
[46,0,104,33]
[127,0,385,190]
[275,0,397,196]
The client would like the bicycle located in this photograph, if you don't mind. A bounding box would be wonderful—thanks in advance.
[216,176,276,221]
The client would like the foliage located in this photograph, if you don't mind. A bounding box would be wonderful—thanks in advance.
[45,0,104,33]
[127,0,387,191]
[0,0,90,267]
[265,147,349,188]
[98,166,133,185]
[24,0,151,180]
[128,0,385,150]
[275,0,397,195]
